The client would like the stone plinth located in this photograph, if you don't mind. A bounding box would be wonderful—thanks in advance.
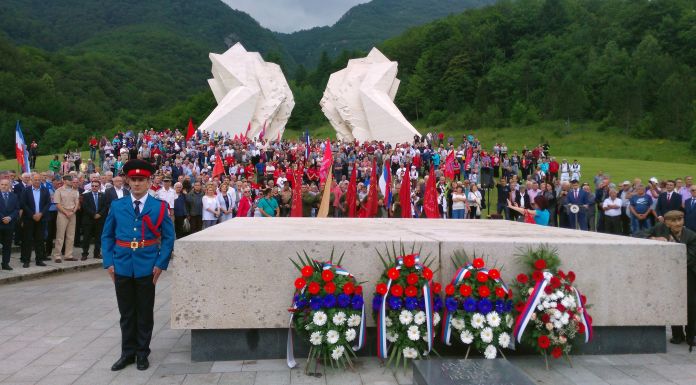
[171,218,686,360]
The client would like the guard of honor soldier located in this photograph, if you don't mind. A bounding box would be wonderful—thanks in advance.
[101,159,175,371]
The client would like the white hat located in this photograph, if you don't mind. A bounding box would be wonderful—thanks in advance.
[649,177,659,184]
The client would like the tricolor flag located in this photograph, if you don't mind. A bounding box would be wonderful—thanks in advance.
[15,121,30,173]
[304,130,310,159]
[378,160,392,210]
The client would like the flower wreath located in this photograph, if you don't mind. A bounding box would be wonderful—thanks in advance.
[511,245,593,369]
[371,246,442,370]
[287,251,366,372]
[441,253,514,359]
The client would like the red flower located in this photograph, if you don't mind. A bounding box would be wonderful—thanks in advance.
[567,310,574,317]
[581,294,587,305]
[432,282,442,294]
[423,267,433,280]
[538,335,550,349]
[404,255,416,268]
[405,286,418,297]
[463,270,471,279]
[534,259,547,270]
[532,271,544,282]
[478,286,490,298]
[376,283,388,295]
[445,284,455,296]
[301,265,314,278]
[508,289,514,299]
[517,273,529,284]
[308,282,320,295]
[342,282,355,295]
[541,313,550,323]
[488,269,500,280]
[476,272,488,283]
[387,268,400,280]
[515,302,526,313]
[567,271,576,283]
[564,284,572,291]
[391,284,403,297]
[459,284,472,297]
[322,270,334,282]
[495,287,506,298]
[550,277,561,289]
[473,258,485,269]
[557,270,566,279]
[577,322,586,334]
[407,273,419,285]
[544,286,553,295]
[324,282,336,294]
[557,304,566,312]
[355,285,363,295]
[551,347,563,359]
[294,278,306,290]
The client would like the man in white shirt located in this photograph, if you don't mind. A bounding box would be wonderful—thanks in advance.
[602,188,623,235]
[156,177,177,217]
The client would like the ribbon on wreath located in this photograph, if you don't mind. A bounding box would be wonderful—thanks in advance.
[377,254,434,358]
[286,261,365,368]
[571,287,593,343]
[513,271,552,344]
[441,263,510,345]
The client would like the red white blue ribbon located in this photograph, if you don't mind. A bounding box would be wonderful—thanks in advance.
[513,272,552,344]
[572,287,593,343]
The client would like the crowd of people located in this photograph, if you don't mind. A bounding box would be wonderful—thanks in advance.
[1,128,694,271]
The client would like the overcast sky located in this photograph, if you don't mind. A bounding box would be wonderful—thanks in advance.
[222,0,369,33]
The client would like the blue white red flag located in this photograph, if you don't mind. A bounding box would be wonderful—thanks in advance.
[378,160,391,208]
[15,121,30,173]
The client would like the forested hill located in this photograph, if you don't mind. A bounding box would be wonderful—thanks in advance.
[379,0,696,140]
[278,0,495,68]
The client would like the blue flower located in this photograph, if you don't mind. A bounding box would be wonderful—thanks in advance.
[388,296,402,311]
[495,299,505,314]
[417,297,426,310]
[504,300,513,313]
[405,297,419,311]
[463,298,477,312]
[351,295,364,310]
[445,297,458,312]
[323,294,336,309]
[372,295,383,312]
[310,296,323,310]
[433,296,443,312]
[477,299,492,314]
[337,294,351,308]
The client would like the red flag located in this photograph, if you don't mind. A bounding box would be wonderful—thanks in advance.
[444,150,455,180]
[423,165,439,218]
[399,167,411,218]
[464,147,473,170]
[186,118,195,141]
[259,121,266,141]
[244,121,251,138]
[319,139,333,185]
[212,150,225,178]
[346,166,358,217]
[290,172,303,217]
[359,159,379,218]
[233,133,239,141]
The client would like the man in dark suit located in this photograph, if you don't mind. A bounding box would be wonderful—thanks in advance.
[12,172,30,247]
[656,180,684,222]
[684,186,696,232]
[82,181,107,260]
[566,179,592,230]
[0,178,19,270]
[19,173,50,267]
[105,175,130,214]
[511,185,532,221]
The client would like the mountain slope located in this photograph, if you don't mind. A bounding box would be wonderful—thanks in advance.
[278,0,495,68]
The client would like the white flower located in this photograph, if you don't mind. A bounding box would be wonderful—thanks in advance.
[407,325,421,341]
[480,327,493,343]
[414,311,426,325]
[484,344,497,359]
[433,313,441,326]
[310,331,322,346]
[326,330,339,344]
[305,324,312,331]
[471,313,485,329]
[460,330,474,344]
[387,332,399,342]
[399,310,414,325]
[403,347,418,359]
[545,323,554,331]
[549,294,557,301]
[559,336,567,344]
[451,317,466,331]
[385,317,393,327]
[313,311,327,326]
[542,301,550,309]
[332,312,346,326]
[561,317,569,326]
[506,314,513,328]
[536,305,544,311]
[345,328,356,342]
[331,345,345,360]
[486,312,501,328]
[561,298,571,308]
[555,290,564,298]
[347,314,361,327]
[498,332,510,348]
[530,313,537,320]
[553,321,563,330]
[528,287,535,295]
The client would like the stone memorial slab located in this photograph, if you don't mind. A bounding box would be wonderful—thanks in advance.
[413,359,535,385]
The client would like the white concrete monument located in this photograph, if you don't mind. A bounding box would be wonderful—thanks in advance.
[320,48,421,144]
[199,43,294,140]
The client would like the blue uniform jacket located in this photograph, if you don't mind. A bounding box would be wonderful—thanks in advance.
[101,195,175,278]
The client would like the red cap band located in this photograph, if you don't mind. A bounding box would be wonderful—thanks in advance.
[127,168,152,178]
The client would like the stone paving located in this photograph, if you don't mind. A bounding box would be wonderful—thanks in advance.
[0,247,102,285]
[1,269,696,385]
